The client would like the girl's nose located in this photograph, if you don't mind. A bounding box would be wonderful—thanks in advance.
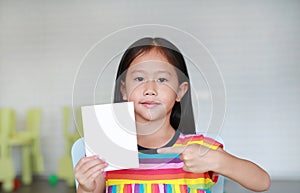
[143,80,157,96]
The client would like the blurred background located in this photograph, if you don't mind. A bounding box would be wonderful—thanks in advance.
[0,0,299,192]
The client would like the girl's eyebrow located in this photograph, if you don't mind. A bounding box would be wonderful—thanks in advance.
[130,69,146,74]
[157,70,172,76]
[130,69,172,76]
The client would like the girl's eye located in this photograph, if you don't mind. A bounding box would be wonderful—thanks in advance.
[135,77,144,82]
[157,78,167,83]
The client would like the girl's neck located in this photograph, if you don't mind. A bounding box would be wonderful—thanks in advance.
[136,120,176,149]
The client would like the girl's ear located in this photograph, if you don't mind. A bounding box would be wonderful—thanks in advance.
[176,82,189,102]
[120,80,128,100]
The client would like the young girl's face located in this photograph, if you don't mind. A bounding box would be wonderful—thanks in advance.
[120,49,188,128]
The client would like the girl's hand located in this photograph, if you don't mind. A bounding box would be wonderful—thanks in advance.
[74,155,107,193]
[158,144,270,192]
[157,144,219,173]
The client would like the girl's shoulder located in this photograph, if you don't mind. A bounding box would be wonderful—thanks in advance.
[175,132,223,150]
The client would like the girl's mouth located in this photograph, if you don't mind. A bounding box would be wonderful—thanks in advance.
[140,101,160,108]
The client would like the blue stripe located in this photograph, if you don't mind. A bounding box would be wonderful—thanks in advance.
[140,184,144,193]
[111,185,116,193]
[166,184,172,193]
[139,158,182,164]
[139,153,180,159]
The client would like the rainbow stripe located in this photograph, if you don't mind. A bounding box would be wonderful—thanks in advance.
[106,134,222,193]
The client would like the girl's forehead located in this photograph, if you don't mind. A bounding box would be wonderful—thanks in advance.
[128,60,176,74]
[127,49,178,75]
[130,49,169,66]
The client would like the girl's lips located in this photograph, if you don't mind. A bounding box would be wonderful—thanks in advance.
[140,101,160,108]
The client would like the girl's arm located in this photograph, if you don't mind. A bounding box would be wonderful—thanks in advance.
[158,144,270,192]
[75,155,107,193]
[213,148,270,192]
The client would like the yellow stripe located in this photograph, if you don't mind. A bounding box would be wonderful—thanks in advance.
[175,184,181,193]
[146,184,151,193]
[119,184,124,193]
[107,178,214,186]
[174,141,219,150]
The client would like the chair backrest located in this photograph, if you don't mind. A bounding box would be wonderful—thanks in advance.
[64,107,84,138]
[71,137,225,193]
[26,109,41,137]
[0,109,15,157]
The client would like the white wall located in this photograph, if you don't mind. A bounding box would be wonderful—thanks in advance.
[0,0,299,180]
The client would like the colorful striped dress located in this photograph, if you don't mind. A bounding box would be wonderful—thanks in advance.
[105,131,223,193]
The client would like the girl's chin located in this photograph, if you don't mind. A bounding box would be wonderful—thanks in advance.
[135,115,166,124]
[135,119,166,134]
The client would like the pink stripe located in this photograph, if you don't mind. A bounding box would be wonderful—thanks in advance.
[181,185,188,193]
[124,184,132,193]
[152,184,159,193]
[158,184,164,193]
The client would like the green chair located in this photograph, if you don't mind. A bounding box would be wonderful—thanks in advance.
[26,109,44,174]
[0,109,16,192]
[57,107,81,186]
[9,108,44,185]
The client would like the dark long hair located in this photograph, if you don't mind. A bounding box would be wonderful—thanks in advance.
[113,37,195,134]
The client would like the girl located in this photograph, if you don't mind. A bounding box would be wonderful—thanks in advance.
[74,37,270,193]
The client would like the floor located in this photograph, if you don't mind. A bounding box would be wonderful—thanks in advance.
[0,178,299,193]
